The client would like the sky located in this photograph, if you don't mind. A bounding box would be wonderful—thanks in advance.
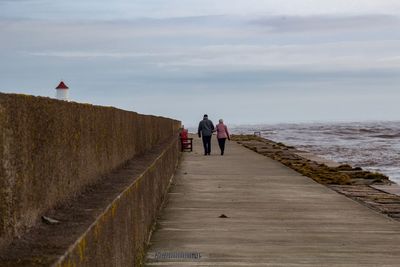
[1,1,400,126]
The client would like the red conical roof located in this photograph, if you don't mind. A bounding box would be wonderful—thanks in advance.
[56,81,69,89]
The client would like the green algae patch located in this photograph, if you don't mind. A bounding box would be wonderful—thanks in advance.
[231,134,265,142]
[78,237,87,262]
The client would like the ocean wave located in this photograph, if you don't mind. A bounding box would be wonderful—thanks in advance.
[372,134,400,139]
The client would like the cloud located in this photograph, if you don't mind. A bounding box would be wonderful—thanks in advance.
[0,0,46,1]
[0,17,255,53]
[250,14,400,33]
[26,51,181,59]
[2,0,400,20]
[152,41,400,72]
[24,40,400,73]
[3,14,399,69]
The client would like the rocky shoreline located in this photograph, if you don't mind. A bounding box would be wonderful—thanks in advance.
[232,134,400,221]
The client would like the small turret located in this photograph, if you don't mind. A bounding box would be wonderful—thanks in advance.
[55,81,69,101]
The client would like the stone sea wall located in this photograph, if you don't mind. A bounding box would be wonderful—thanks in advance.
[0,93,180,249]
[55,138,180,267]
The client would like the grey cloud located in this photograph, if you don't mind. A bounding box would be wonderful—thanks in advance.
[251,14,400,32]
[0,0,38,2]
[2,14,400,73]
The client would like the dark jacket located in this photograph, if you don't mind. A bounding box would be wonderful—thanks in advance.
[198,118,214,137]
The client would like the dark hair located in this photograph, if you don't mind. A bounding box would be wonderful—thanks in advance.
[203,114,208,118]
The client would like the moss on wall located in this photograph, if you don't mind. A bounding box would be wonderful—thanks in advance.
[0,93,180,248]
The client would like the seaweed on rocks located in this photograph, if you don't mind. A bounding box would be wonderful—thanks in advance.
[231,134,390,186]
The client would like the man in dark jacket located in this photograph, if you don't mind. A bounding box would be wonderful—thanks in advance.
[198,114,214,155]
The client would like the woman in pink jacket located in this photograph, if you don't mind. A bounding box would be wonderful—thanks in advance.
[216,119,230,155]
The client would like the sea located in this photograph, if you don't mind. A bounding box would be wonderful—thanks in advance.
[231,121,400,185]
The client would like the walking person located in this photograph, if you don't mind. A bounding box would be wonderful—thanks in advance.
[198,114,214,155]
[216,119,230,155]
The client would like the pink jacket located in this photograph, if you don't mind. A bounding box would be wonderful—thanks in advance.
[216,123,230,139]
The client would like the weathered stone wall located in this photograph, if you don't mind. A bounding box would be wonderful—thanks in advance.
[55,138,180,267]
[0,93,180,248]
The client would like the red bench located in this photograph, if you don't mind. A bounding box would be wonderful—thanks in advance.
[180,129,193,152]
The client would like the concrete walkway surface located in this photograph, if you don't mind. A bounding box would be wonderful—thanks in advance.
[146,137,400,266]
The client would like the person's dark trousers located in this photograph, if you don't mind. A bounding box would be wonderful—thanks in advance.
[218,138,226,155]
[202,135,212,155]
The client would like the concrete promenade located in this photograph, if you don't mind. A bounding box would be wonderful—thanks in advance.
[146,137,400,266]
